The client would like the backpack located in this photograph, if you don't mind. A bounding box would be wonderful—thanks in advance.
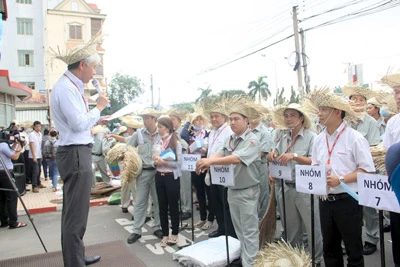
[44,140,56,160]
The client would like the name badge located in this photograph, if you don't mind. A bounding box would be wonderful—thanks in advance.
[180,154,201,172]
[295,165,327,195]
[269,161,292,181]
[357,173,400,213]
[210,164,234,187]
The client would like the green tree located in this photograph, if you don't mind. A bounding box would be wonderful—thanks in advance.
[171,102,194,113]
[108,73,144,112]
[289,85,300,103]
[248,76,271,103]
[273,87,287,106]
[195,86,212,103]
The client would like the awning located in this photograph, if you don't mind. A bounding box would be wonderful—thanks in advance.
[0,70,32,100]
[16,109,49,125]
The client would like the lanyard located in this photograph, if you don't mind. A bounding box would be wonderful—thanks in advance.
[285,134,301,153]
[325,125,347,164]
[64,74,88,113]
[228,129,251,151]
[211,124,228,147]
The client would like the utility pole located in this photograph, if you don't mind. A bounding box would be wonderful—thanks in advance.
[157,87,160,108]
[300,28,310,94]
[150,74,154,108]
[292,6,304,99]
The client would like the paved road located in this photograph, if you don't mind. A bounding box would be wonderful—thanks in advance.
[0,205,395,267]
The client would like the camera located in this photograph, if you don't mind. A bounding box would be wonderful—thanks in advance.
[0,123,26,147]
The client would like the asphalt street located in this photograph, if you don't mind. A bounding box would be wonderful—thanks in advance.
[0,205,395,267]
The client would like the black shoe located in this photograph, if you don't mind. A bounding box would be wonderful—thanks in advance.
[181,212,192,221]
[383,224,391,232]
[363,241,377,255]
[127,233,141,244]
[229,257,242,267]
[121,207,128,213]
[85,255,101,265]
[0,222,9,228]
[209,230,224,238]
[153,229,163,239]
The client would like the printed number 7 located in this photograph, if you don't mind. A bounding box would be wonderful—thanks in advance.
[375,196,381,206]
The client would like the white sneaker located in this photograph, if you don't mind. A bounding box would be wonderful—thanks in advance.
[201,221,213,230]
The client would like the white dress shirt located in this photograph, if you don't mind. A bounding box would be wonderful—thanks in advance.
[383,114,400,149]
[312,122,375,194]
[207,122,233,158]
[51,71,101,146]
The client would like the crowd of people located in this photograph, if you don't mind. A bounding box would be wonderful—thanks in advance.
[1,34,399,267]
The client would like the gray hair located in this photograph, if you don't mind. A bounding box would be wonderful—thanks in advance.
[83,53,101,66]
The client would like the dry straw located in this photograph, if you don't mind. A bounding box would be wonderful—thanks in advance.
[381,72,400,88]
[91,125,107,135]
[120,115,144,129]
[273,103,312,129]
[342,85,376,100]
[370,143,387,175]
[253,240,312,267]
[106,144,142,185]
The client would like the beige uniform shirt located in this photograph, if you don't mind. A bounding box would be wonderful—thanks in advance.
[126,128,160,168]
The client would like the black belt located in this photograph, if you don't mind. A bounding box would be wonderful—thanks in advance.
[142,167,156,171]
[92,153,102,156]
[157,171,173,176]
[324,193,351,201]
[61,143,93,148]
[284,182,295,186]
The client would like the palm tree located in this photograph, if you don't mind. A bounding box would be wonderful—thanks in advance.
[195,86,212,103]
[248,76,271,103]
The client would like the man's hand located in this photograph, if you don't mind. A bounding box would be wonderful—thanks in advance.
[33,158,37,163]
[154,155,166,166]
[97,116,111,125]
[268,176,277,186]
[96,92,110,111]
[267,151,278,162]
[327,174,340,188]
[196,158,211,175]
[277,153,294,165]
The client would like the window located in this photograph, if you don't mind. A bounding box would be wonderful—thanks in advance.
[69,25,82,40]
[91,18,101,37]
[19,81,35,90]
[16,0,32,4]
[18,50,34,67]
[17,18,33,35]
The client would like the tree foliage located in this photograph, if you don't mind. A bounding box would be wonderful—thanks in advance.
[108,73,144,112]
[248,76,271,103]
[273,87,287,106]
[289,85,300,103]
[195,86,212,103]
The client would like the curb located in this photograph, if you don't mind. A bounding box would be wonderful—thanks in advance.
[18,200,109,216]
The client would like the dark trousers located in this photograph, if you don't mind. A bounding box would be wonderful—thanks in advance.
[155,172,180,236]
[29,158,42,188]
[23,150,31,183]
[0,172,18,226]
[191,171,214,222]
[42,158,48,178]
[319,196,364,267]
[57,145,93,267]
[209,180,237,238]
[390,211,400,265]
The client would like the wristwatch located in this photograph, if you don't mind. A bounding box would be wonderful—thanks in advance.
[293,153,298,160]
[339,176,345,183]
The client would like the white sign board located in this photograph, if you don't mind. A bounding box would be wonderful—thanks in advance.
[295,165,327,195]
[210,164,234,187]
[269,161,292,181]
[357,173,400,213]
[180,154,201,172]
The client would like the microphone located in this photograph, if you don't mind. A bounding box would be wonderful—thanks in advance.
[92,79,110,109]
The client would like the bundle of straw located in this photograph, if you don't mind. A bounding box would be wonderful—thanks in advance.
[259,183,277,248]
[370,143,387,175]
[254,240,312,267]
[106,144,142,184]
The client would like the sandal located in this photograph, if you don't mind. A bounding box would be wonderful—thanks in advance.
[9,222,27,229]
[201,221,213,230]
[160,236,169,248]
[167,235,178,245]
[194,220,206,228]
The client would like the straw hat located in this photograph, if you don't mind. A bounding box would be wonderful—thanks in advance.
[201,97,230,118]
[21,121,33,128]
[342,85,376,100]
[51,32,102,65]
[166,108,186,122]
[137,108,162,119]
[120,116,144,129]
[274,103,312,129]
[92,125,107,135]
[376,93,398,114]
[367,97,382,108]
[304,88,358,122]
[226,97,260,120]
[116,126,128,135]
[381,72,400,88]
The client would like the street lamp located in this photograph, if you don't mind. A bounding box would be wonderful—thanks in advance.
[261,54,278,90]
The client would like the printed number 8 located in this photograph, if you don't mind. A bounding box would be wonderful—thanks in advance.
[308,182,313,190]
